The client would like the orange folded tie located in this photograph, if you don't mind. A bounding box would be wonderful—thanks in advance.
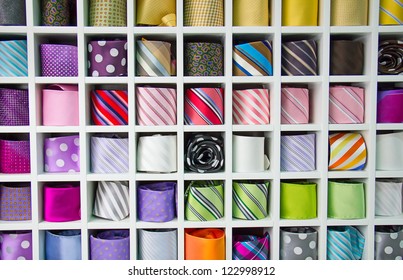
[185,228,225,260]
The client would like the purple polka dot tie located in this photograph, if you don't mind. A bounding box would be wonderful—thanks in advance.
[88,40,128,77]
[44,135,80,173]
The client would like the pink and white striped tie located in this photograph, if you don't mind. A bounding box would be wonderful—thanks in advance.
[232,88,270,125]
[329,85,364,124]
[281,87,309,124]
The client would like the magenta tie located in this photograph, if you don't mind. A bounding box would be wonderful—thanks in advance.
[0,88,29,126]
[0,231,32,260]
[377,89,403,123]
[40,44,78,76]
[44,135,80,173]
[43,184,80,222]
[0,138,30,173]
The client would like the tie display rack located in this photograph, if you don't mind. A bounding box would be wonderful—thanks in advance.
[0,0,402,260]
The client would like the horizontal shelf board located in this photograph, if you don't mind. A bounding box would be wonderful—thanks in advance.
[232,172,273,180]
[87,173,131,182]
[329,75,370,83]
[232,76,274,84]
[377,75,403,82]
[135,76,178,84]
[83,27,129,34]
[374,214,403,225]
[37,173,81,182]
[85,77,129,84]
[87,220,132,229]
[281,76,322,83]
[326,219,370,226]
[232,125,274,132]
[136,172,179,181]
[0,222,34,230]
[136,220,179,229]
[0,77,28,84]
[33,26,78,34]
[329,124,370,131]
[327,171,369,179]
[183,172,226,181]
[0,174,33,182]
[376,123,403,130]
[280,171,321,179]
[87,216,130,226]
[183,219,226,228]
[329,26,371,34]
[232,26,276,34]
[0,126,31,133]
[183,26,226,34]
[86,126,129,133]
[279,218,321,227]
[281,26,324,34]
[135,125,179,133]
[37,221,83,230]
[231,218,273,228]
[281,124,321,131]
[35,77,78,84]
[0,26,27,34]
[378,25,403,34]
[133,27,178,35]
[183,76,225,84]
[184,125,226,132]
[375,171,403,178]
[36,126,80,133]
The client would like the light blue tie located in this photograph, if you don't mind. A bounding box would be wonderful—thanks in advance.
[45,230,82,260]
[0,40,28,77]
[327,226,365,260]
[281,134,316,172]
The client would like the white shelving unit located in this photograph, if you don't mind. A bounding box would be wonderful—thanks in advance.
[0,0,402,260]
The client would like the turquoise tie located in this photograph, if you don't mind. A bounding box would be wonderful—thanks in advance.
[0,40,28,77]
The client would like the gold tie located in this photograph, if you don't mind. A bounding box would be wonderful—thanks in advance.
[184,0,224,26]
[233,0,269,26]
[282,0,319,26]
[331,0,368,26]
[380,0,403,25]
[136,0,176,26]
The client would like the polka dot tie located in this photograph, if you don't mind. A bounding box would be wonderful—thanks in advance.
[90,230,130,260]
[40,44,78,77]
[0,231,32,260]
[88,40,128,77]
[280,227,318,260]
[375,226,403,260]
[0,185,31,221]
[44,135,80,173]
[0,138,30,174]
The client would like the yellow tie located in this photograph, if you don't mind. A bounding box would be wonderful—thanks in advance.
[282,0,319,26]
[380,0,403,25]
[136,0,176,26]
[233,0,269,26]
[331,0,368,26]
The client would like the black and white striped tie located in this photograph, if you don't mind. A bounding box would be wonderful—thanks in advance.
[93,181,130,221]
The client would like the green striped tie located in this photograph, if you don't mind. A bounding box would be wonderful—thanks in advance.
[232,181,269,220]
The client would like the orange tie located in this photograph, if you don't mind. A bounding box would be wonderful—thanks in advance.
[185,228,225,260]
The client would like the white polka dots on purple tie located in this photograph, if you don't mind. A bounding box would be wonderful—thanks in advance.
[44,135,80,173]
[88,40,128,77]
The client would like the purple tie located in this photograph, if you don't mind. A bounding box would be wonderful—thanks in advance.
[88,40,128,77]
[44,135,80,173]
[0,138,30,173]
[0,184,31,221]
[0,88,29,126]
[0,231,32,260]
[40,44,78,76]
[90,230,130,260]
[377,89,403,123]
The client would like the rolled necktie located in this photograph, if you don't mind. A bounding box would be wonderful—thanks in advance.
[281,40,317,76]
[233,40,273,76]
[0,185,31,221]
[329,85,364,124]
[233,0,269,26]
[184,42,223,76]
[0,0,26,25]
[185,181,224,221]
[137,182,176,222]
[378,40,403,75]
[331,0,368,26]
[90,230,130,260]
[281,87,309,124]
[0,88,29,126]
[0,138,30,173]
[185,134,224,173]
[136,86,176,126]
[233,88,270,125]
[184,0,224,26]
[233,135,270,172]
[91,135,129,173]
[91,89,128,125]
[280,227,318,260]
[93,181,129,221]
[137,134,177,173]
[380,0,403,25]
[330,40,364,75]
[280,182,317,219]
[375,180,403,216]
[328,132,367,171]
[375,226,403,260]
[42,84,79,126]
[136,39,174,77]
[43,184,80,222]
[136,0,176,26]
[376,132,403,170]
[282,0,318,26]
[327,226,365,260]
[280,134,316,172]
[44,135,80,173]
[0,40,28,77]
[45,230,81,260]
[233,233,270,260]
[232,181,269,220]
[0,231,32,260]
[89,0,126,26]
[328,181,365,219]
[40,44,78,77]
[42,0,70,26]
[138,229,177,260]
[184,88,224,125]
[185,228,225,260]
[88,40,127,77]
[377,89,403,123]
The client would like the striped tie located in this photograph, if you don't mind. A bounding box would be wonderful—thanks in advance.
[184,88,224,125]
[281,39,317,76]
[380,0,403,25]
[233,40,273,76]
[136,39,173,76]
[185,181,224,221]
[328,132,367,171]
[233,88,270,125]
[91,90,128,125]
[329,86,364,124]
[232,233,270,260]
[281,87,309,124]
[375,180,403,216]
[281,134,316,172]
[0,40,28,77]
[327,226,365,260]
[136,87,177,126]
[232,181,269,220]
[138,229,177,260]
[91,135,129,173]
[93,181,130,221]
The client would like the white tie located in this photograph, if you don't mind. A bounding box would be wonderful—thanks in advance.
[375,180,403,216]
[138,229,177,260]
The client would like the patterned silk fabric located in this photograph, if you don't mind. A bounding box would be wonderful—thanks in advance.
[233,40,273,76]
[184,42,223,76]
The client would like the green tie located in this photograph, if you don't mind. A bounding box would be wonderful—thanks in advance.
[89,0,127,27]
[232,181,269,220]
[280,182,317,219]
[328,181,365,219]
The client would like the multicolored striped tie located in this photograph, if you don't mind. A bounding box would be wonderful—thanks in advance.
[281,39,317,76]
[184,88,224,125]
[0,40,28,77]
[91,90,128,125]
[233,88,270,125]
[232,233,270,260]
[327,226,365,260]
[281,87,309,124]
[232,181,269,220]
[380,0,403,25]
[136,39,173,76]
[233,40,273,76]
[328,133,367,171]
[329,85,364,124]
[281,134,316,172]
[93,181,130,221]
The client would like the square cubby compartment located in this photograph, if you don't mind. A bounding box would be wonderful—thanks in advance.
[39,229,82,260]
[0,133,30,174]
[0,85,29,126]
[279,226,319,260]
[376,82,403,124]
[0,35,28,77]
[326,225,368,260]
[88,228,130,260]
[232,227,271,260]
[33,0,77,27]
[184,228,226,260]
[0,182,32,222]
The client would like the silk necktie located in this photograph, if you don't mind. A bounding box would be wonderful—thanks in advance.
[233,88,270,125]
[233,135,270,172]
[328,181,365,219]
[233,0,269,26]
[327,226,365,260]
[281,40,317,76]
[184,42,223,76]
[40,44,78,76]
[0,88,29,126]
[376,132,403,170]
[378,40,403,75]
[42,0,70,26]
[185,228,225,260]
[380,0,403,25]
[138,229,177,260]
[0,40,28,77]
[280,227,318,260]
[42,84,79,126]
[329,85,364,124]
[0,0,26,25]
[0,138,30,174]
[89,0,127,26]
[185,134,224,173]
[280,182,317,219]
[136,39,174,77]
[375,180,403,216]
[375,226,403,260]
[328,132,367,171]
[137,182,176,222]
[0,231,32,260]
[88,40,127,77]
[233,40,273,76]
[44,135,80,173]
[185,181,224,221]
[91,89,128,125]
[233,233,270,260]
[91,135,129,173]
[93,181,130,221]
[232,181,269,220]
[43,184,80,222]
[0,185,31,221]
[136,0,176,26]
[184,88,224,125]
[377,88,403,123]
[45,230,81,260]
[280,134,316,172]
[330,40,364,75]
[282,0,318,26]
[90,230,130,260]
[331,0,368,26]
[184,0,224,26]
[281,87,309,124]
[136,86,177,126]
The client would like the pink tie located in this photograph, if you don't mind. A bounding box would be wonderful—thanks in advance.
[43,184,80,222]
[281,87,309,124]
[233,88,270,125]
[329,85,364,124]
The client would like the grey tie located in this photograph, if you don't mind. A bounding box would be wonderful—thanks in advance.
[280,227,318,260]
[138,229,177,260]
[0,0,26,26]
[93,181,130,221]
[375,226,403,260]
[375,180,403,216]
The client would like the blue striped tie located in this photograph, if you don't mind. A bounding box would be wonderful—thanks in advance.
[327,226,365,260]
[281,134,316,172]
[233,40,273,76]
[0,40,28,77]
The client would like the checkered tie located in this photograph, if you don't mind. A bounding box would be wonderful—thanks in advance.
[89,0,127,26]
[232,233,270,260]
[184,0,224,26]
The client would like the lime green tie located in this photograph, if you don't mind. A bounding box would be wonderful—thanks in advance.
[232,181,269,220]
[328,181,365,219]
[280,182,317,219]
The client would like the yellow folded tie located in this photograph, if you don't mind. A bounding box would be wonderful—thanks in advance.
[331,0,368,26]
[136,0,176,26]
[282,0,319,26]
[233,0,269,26]
[379,0,403,25]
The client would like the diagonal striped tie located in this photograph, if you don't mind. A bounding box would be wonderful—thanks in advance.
[232,181,269,220]
[233,40,273,76]
[281,134,316,172]
[327,226,365,260]
[138,229,177,260]
[281,87,309,124]
[233,88,270,125]
[281,39,317,76]
[375,180,403,216]
[380,0,403,25]
[0,40,28,77]
[184,88,224,125]
[93,181,130,221]
[91,135,129,173]
[136,39,173,76]
[91,89,128,125]
[232,233,270,260]
[329,86,364,124]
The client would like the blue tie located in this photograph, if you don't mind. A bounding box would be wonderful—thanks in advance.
[0,40,28,77]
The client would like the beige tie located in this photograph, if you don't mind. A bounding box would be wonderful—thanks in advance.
[233,0,269,26]
[136,0,176,26]
[331,0,368,26]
